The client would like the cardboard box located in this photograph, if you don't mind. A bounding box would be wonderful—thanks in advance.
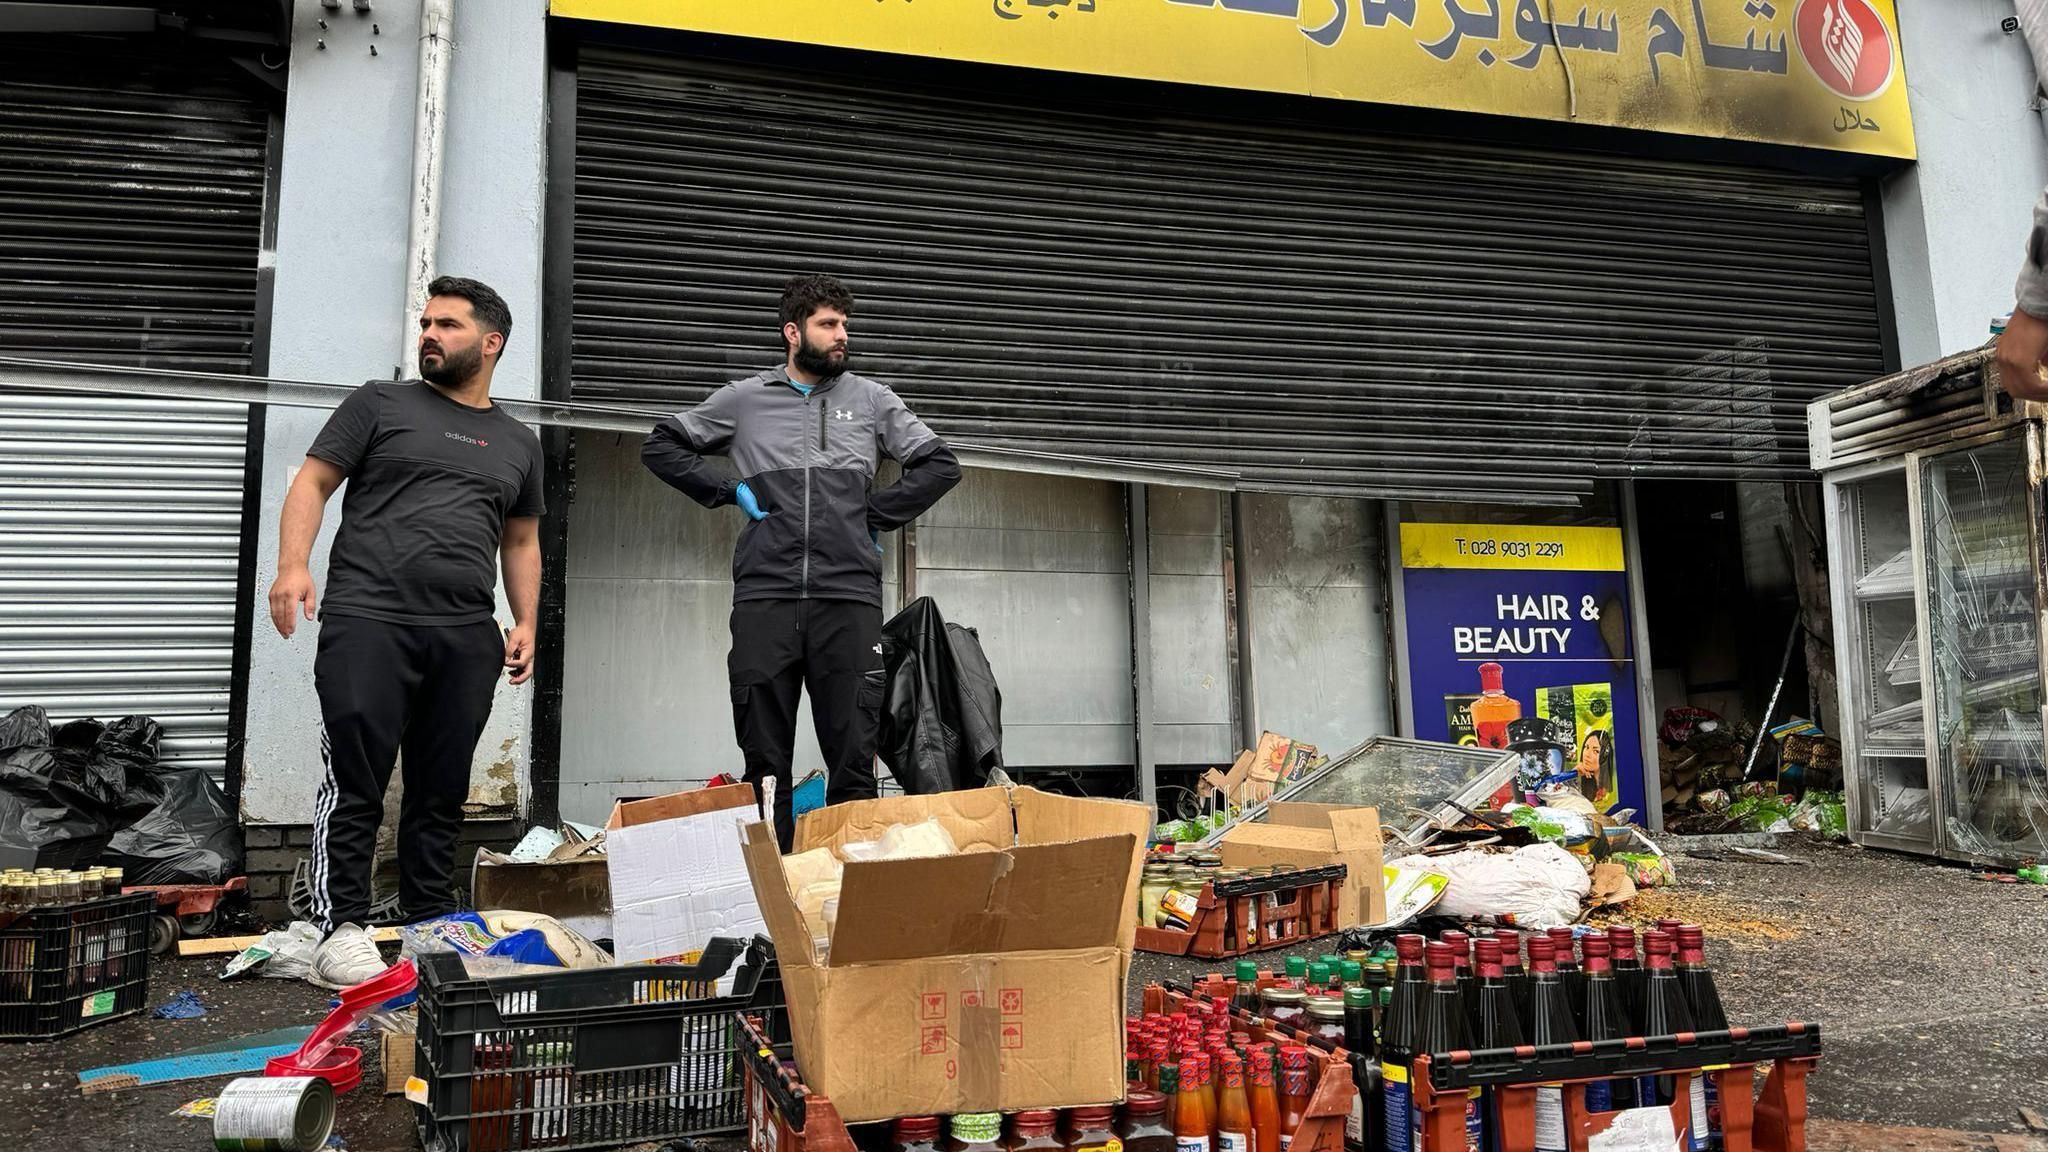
[470,849,612,943]
[1218,802,1386,929]
[607,783,765,965]
[743,786,1151,1123]
[382,1031,414,1096]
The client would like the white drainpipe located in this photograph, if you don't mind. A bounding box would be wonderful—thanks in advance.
[400,0,455,377]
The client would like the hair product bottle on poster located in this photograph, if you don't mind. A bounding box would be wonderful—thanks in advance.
[1471,663,1521,750]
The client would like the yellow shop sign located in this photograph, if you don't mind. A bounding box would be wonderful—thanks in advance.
[555,0,1914,158]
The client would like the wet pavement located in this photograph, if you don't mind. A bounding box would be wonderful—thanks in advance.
[0,953,418,1150]
[3,834,2045,1150]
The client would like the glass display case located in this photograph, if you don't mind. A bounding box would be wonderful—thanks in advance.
[1198,735,1517,852]
[1816,356,2048,865]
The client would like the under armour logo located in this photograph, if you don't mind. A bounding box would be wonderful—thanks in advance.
[833,408,854,421]
[872,644,883,655]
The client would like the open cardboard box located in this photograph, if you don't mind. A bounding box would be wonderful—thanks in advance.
[470,848,611,944]
[607,782,765,966]
[742,786,1151,1123]
[1217,801,1387,929]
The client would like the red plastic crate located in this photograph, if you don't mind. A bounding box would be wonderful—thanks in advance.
[1136,865,1346,959]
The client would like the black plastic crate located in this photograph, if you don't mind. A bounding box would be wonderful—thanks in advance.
[0,893,152,1040]
[414,935,789,1152]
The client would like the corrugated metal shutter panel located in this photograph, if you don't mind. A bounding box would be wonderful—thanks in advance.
[0,38,267,780]
[570,46,1887,504]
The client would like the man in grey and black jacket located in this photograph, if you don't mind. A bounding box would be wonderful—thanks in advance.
[643,274,961,848]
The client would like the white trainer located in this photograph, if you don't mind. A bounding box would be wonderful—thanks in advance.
[311,922,389,989]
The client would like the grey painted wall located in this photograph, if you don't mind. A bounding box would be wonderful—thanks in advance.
[917,469,1133,768]
[1884,0,2048,365]
[242,0,549,824]
[1244,494,1393,759]
[1147,487,1233,765]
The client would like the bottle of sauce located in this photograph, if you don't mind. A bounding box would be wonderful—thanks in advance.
[1277,1047,1311,1151]
[1009,1111,1066,1152]
[1607,926,1645,1034]
[1440,931,1476,1032]
[1338,959,1363,989]
[1415,941,1482,1152]
[1216,1053,1253,1152]
[1121,1088,1176,1152]
[1546,928,1586,1029]
[950,1114,1007,1152]
[1525,935,1581,1150]
[1234,961,1262,1015]
[1171,1059,1211,1152]
[1470,662,1521,750]
[1248,1049,1282,1152]
[1639,931,1703,1152]
[1494,929,1531,1026]
[1379,934,1427,1152]
[1575,933,1636,1113]
[1194,1053,1218,1131]
[1675,925,1727,1152]
[1284,956,1309,990]
[1306,962,1332,997]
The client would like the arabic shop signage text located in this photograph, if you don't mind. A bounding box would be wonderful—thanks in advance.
[556,0,1913,157]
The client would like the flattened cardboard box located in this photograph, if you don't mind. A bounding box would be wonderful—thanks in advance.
[747,786,1151,1123]
[607,783,764,965]
[1218,802,1386,929]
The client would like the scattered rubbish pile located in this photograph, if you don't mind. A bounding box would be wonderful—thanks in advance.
[13,733,1843,1152]
[1661,709,1848,839]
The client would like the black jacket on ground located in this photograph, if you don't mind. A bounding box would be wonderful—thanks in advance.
[878,597,1003,795]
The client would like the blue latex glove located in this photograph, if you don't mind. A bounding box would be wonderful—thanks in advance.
[871,529,883,556]
[734,482,768,522]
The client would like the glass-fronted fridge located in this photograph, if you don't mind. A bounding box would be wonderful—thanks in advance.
[1813,351,2048,866]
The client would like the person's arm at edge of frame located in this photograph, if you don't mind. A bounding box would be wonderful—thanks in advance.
[1996,183,2048,403]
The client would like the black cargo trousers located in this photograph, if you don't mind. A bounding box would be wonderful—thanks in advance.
[729,598,884,850]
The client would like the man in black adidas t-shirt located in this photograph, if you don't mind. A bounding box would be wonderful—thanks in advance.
[268,276,543,989]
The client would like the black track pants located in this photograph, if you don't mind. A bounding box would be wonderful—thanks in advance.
[311,613,502,931]
[728,599,884,850]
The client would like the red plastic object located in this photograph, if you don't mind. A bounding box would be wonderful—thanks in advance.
[264,957,417,1093]
[126,876,247,919]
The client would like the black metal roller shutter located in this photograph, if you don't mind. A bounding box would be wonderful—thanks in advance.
[571,45,1887,505]
[0,35,270,781]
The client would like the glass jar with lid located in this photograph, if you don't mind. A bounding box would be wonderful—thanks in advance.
[1116,1088,1174,1152]
[1064,1105,1118,1152]
[947,1113,1005,1152]
[890,1116,946,1152]
[1005,1110,1064,1152]
[1259,986,1309,1030]
[1304,995,1347,1047]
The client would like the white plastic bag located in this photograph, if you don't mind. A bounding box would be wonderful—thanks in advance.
[838,818,959,863]
[1389,843,1591,929]
[220,920,322,981]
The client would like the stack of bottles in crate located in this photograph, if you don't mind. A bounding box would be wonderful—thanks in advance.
[1212,921,1734,1152]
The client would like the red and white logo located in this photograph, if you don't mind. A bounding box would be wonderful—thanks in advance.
[1794,0,1895,102]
